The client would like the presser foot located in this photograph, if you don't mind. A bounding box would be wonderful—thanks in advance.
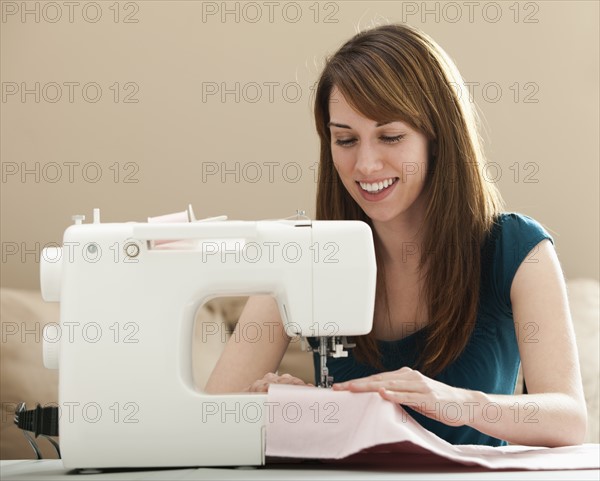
[300,336,356,388]
[318,373,334,389]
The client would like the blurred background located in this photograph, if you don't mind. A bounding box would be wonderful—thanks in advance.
[1,0,598,288]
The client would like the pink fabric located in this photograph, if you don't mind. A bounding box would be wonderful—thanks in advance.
[265,384,600,470]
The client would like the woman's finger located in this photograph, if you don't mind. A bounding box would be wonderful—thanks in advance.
[248,373,312,392]
[349,379,426,393]
[332,367,416,390]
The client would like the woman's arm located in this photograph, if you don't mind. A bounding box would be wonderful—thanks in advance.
[204,295,300,393]
[334,239,588,447]
[467,238,587,446]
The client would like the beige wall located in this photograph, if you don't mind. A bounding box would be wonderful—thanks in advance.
[1,0,598,289]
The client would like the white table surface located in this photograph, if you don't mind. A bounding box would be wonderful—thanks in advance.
[1,460,599,481]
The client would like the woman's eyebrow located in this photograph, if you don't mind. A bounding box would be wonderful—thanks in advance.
[327,121,394,129]
[327,122,351,129]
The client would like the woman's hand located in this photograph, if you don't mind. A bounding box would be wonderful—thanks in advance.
[332,367,478,427]
[243,372,314,393]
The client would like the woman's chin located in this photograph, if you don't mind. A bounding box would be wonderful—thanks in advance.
[360,207,403,224]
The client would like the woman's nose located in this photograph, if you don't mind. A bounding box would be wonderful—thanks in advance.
[355,142,384,176]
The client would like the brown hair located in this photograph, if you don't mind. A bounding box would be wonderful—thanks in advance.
[313,24,504,377]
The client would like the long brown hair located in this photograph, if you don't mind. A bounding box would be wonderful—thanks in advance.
[314,24,504,377]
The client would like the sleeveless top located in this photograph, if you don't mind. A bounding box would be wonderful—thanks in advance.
[307,212,553,446]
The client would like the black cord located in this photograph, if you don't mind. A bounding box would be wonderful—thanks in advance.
[14,402,61,459]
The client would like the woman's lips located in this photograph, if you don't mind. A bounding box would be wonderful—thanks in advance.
[356,177,399,201]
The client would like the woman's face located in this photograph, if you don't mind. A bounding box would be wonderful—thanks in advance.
[328,88,430,225]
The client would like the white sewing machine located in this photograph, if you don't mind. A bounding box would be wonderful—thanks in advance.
[39,207,376,469]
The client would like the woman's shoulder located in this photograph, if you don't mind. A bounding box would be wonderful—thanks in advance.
[481,212,554,311]
[485,211,554,254]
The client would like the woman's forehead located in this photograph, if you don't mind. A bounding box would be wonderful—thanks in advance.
[328,93,410,129]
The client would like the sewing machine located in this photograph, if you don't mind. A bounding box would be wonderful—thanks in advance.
[39,207,376,469]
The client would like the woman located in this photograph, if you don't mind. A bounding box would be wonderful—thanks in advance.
[205,24,587,447]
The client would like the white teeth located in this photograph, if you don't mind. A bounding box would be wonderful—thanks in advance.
[359,177,397,193]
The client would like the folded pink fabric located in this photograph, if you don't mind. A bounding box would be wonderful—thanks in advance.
[265,384,600,470]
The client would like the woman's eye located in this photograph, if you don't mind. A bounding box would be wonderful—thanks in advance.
[334,135,404,147]
[334,138,357,147]
[381,134,404,144]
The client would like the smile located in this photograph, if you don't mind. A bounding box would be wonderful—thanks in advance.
[358,177,399,194]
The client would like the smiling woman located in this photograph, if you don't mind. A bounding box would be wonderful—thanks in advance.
[327,102,430,222]
[313,24,504,377]
[206,23,587,449]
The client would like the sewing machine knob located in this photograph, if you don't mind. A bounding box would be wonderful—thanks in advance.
[40,247,62,302]
[124,242,140,258]
[42,325,60,369]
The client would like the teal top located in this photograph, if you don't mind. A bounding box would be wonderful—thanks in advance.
[308,213,553,446]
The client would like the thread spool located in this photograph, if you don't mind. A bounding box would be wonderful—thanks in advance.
[147,205,196,246]
[148,204,196,224]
